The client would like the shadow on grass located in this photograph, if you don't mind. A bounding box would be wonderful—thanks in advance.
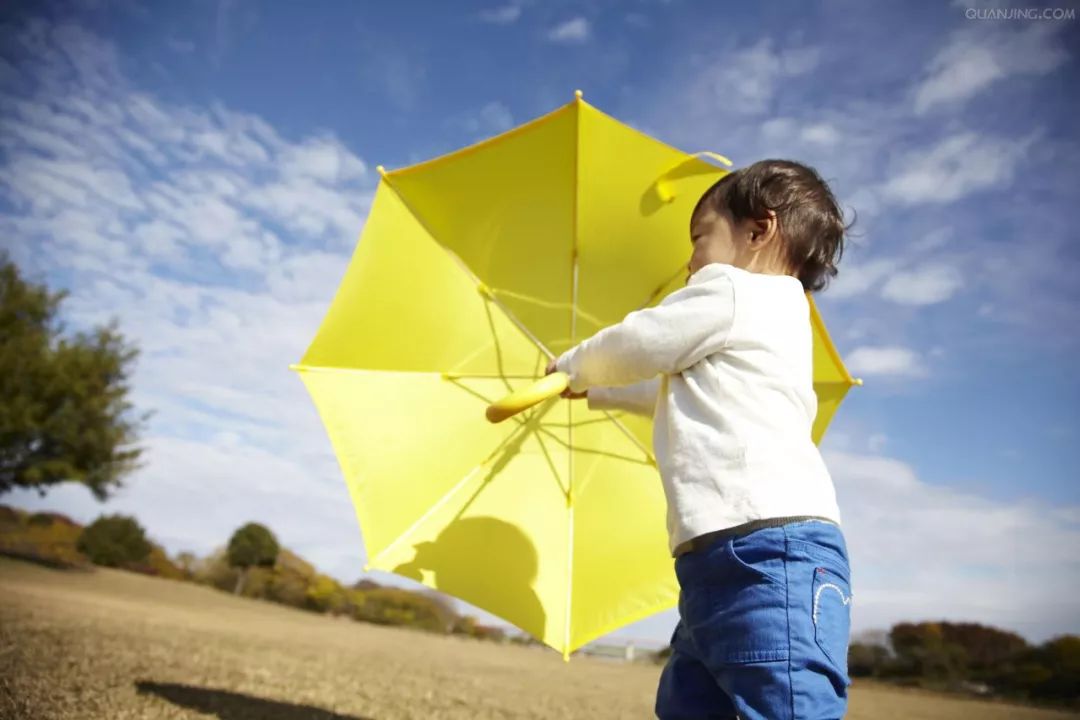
[135,681,374,720]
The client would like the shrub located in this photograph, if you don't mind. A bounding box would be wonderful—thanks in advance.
[350,586,456,633]
[306,574,349,614]
[76,514,151,568]
[0,505,88,568]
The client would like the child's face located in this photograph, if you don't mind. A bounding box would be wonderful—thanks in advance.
[687,207,747,282]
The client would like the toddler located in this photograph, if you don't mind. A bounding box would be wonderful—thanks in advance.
[547,159,852,720]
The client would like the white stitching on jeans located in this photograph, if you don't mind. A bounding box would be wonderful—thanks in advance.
[812,582,852,625]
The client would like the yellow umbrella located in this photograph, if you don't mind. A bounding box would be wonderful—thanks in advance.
[291,91,860,659]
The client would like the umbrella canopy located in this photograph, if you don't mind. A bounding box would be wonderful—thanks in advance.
[291,92,860,659]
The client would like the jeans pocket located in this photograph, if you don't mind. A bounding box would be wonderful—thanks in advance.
[727,531,786,585]
[680,538,790,665]
[812,564,852,676]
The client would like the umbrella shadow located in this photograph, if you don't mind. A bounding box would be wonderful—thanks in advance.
[392,516,545,641]
[135,681,373,720]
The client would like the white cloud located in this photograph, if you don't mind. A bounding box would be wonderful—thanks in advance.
[281,136,367,184]
[3,434,363,580]
[914,23,1069,114]
[881,263,964,305]
[845,346,924,377]
[880,132,1033,206]
[827,449,1080,642]
[0,20,375,581]
[547,17,590,44]
[800,122,841,147]
[828,257,904,300]
[702,40,821,116]
[479,4,523,24]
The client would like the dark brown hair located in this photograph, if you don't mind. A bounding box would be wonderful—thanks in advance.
[692,159,851,293]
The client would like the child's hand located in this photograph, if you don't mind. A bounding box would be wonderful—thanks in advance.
[545,359,587,400]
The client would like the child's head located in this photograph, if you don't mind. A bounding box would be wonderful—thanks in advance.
[688,159,848,292]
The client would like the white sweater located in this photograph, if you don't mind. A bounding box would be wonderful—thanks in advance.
[555,262,841,554]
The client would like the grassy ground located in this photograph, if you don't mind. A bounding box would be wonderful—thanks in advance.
[2,557,1076,720]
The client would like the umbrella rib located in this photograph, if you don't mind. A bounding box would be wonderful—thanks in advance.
[603,412,655,465]
[532,426,653,467]
[564,98,584,661]
[292,365,540,380]
[533,425,571,499]
[487,288,605,329]
[635,265,685,312]
[365,421,534,570]
[375,175,558,361]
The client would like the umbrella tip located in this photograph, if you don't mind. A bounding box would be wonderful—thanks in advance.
[574,89,583,100]
[853,377,864,386]
[376,165,387,176]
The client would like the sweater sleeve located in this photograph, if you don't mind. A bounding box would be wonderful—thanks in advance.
[587,377,661,417]
[555,270,735,393]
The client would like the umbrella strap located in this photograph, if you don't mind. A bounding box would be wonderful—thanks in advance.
[655,151,733,203]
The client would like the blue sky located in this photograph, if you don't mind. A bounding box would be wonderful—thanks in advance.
[2,0,1078,647]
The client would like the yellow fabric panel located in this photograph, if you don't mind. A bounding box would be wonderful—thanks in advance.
[300,182,542,377]
[365,397,572,649]
[295,371,556,567]
[566,401,676,652]
[576,101,730,339]
[809,295,856,443]
[388,106,577,357]
[813,383,851,445]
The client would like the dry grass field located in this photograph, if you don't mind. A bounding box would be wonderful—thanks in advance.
[2,557,1076,720]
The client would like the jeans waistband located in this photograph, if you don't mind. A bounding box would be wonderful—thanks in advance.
[674,516,838,557]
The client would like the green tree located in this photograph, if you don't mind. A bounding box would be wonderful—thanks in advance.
[77,514,151,568]
[226,523,279,595]
[0,253,149,499]
[1007,635,1080,704]
[889,622,968,682]
[1037,635,1080,702]
[848,642,892,677]
[940,622,1028,673]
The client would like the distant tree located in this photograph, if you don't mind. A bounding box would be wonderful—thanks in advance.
[848,642,892,677]
[77,514,151,568]
[889,622,968,682]
[175,551,198,579]
[1036,635,1080,702]
[226,523,279,595]
[306,574,348,614]
[1002,635,1080,705]
[0,252,150,500]
[940,622,1028,672]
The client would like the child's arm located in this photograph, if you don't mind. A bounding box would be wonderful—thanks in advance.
[555,271,735,393]
[587,377,660,417]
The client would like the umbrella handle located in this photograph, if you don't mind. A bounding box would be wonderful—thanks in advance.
[486,372,570,424]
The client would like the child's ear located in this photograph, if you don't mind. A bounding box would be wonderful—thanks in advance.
[750,212,778,245]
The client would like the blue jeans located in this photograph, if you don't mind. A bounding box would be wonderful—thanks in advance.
[655,520,852,720]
